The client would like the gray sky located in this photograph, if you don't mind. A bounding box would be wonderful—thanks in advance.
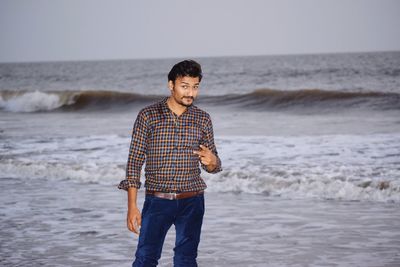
[1,0,399,63]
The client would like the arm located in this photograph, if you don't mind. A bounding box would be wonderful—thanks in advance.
[118,110,148,190]
[194,114,222,173]
[118,110,148,234]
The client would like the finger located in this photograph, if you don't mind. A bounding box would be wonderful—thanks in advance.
[127,218,135,233]
[199,145,210,151]
[132,219,139,234]
[199,155,210,164]
[133,221,140,235]
[193,150,205,156]
[201,158,210,165]
[134,214,141,234]
[127,215,139,234]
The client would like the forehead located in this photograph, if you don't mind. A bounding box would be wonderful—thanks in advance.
[175,76,200,84]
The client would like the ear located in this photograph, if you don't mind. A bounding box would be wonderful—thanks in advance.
[168,80,174,91]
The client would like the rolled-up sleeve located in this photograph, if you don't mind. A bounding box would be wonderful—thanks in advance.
[201,114,222,174]
[118,110,148,191]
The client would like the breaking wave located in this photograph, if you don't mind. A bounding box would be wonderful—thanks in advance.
[1,159,399,202]
[0,89,399,113]
[0,90,156,112]
[1,133,399,202]
[215,89,400,111]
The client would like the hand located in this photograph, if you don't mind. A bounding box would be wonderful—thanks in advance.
[193,145,217,168]
[127,207,141,235]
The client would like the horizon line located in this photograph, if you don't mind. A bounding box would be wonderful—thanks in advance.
[0,49,399,64]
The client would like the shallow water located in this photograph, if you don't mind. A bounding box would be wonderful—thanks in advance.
[1,177,399,267]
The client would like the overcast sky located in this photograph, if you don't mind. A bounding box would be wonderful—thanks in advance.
[0,0,399,63]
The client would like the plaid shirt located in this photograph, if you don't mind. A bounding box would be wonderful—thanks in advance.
[118,97,222,192]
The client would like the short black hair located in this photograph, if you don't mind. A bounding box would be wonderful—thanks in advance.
[168,60,203,83]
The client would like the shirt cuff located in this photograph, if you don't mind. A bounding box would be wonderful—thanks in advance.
[117,178,141,191]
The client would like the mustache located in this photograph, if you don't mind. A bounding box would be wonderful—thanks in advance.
[182,96,194,100]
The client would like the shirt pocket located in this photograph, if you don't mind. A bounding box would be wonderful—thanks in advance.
[180,123,203,149]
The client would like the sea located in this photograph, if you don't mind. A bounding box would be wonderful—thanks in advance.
[1,51,400,266]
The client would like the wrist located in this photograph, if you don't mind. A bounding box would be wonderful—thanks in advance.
[207,162,217,172]
[128,200,138,210]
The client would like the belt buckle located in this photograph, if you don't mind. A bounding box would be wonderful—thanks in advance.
[168,192,177,200]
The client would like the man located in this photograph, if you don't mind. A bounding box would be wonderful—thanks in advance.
[118,59,222,267]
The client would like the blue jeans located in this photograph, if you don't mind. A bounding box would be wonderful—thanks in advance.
[132,194,205,267]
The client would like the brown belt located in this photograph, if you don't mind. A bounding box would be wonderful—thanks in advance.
[146,190,204,200]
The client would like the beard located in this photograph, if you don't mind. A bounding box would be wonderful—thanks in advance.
[177,96,195,107]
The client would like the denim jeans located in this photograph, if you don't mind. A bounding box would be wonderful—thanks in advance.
[132,194,205,267]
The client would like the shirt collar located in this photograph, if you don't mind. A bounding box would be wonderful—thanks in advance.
[160,96,194,117]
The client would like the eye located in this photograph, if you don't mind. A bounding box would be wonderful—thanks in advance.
[182,85,189,89]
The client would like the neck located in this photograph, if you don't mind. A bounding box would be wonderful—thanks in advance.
[167,97,187,116]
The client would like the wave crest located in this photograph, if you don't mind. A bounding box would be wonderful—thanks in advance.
[1,89,399,113]
[218,89,400,111]
[0,90,155,112]
[0,91,72,112]
[1,159,399,202]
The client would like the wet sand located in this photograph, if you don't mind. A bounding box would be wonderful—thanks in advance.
[1,177,399,267]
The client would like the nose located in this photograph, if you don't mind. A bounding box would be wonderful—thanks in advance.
[187,87,194,97]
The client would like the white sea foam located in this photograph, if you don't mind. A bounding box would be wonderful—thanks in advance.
[0,160,125,185]
[1,133,399,202]
[0,91,66,112]
[203,135,400,201]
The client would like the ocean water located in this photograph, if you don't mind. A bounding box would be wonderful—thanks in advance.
[1,51,400,266]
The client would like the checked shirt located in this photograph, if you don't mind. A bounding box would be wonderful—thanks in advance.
[118,97,222,192]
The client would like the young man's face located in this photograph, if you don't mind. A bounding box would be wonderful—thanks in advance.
[168,76,200,107]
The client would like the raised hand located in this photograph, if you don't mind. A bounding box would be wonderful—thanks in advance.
[193,145,217,171]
